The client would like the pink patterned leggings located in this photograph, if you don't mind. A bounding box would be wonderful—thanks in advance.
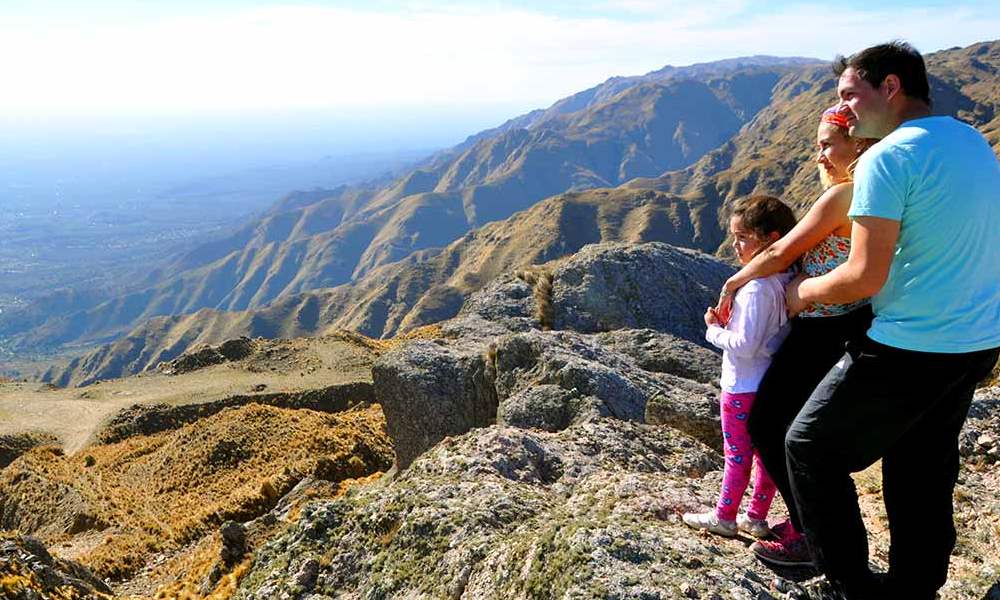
[716,391,776,521]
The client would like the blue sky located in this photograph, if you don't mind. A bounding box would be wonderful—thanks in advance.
[1,1,997,118]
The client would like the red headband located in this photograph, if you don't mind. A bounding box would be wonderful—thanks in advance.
[821,105,851,129]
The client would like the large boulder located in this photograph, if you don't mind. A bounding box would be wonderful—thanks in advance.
[491,329,719,447]
[452,275,538,335]
[373,326,721,471]
[549,242,733,339]
[373,242,730,470]
[594,328,721,384]
[373,340,498,470]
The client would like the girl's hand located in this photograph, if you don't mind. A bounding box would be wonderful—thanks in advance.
[704,306,720,327]
[715,291,734,326]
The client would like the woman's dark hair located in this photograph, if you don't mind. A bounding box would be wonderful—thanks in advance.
[833,40,931,106]
[732,195,797,239]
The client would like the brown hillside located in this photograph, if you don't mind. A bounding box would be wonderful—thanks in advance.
[0,402,392,595]
[628,40,1000,229]
[42,190,710,384]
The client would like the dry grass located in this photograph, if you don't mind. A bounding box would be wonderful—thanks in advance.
[2,403,392,584]
[138,471,382,600]
[328,324,446,355]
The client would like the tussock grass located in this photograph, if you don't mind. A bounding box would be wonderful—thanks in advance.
[2,403,392,585]
[326,325,445,355]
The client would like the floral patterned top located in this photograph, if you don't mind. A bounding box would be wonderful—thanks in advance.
[799,234,870,318]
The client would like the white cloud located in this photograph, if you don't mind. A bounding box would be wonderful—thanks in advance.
[0,3,996,116]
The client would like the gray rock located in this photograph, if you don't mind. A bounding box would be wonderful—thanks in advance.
[455,275,537,332]
[497,384,603,432]
[550,243,733,339]
[371,243,731,471]
[293,557,320,592]
[220,520,247,566]
[373,340,498,470]
[491,330,719,447]
[594,328,721,384]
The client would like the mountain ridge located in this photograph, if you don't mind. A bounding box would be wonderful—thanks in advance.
[4,56,817,358]
[13,41,1000,386]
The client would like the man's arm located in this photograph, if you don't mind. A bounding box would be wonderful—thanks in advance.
[787,216,899,313]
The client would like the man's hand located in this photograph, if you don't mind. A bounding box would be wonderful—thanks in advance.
[786,273,812,318]
[704,306,721,327]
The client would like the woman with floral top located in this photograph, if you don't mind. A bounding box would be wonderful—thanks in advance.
[715,105,879,566]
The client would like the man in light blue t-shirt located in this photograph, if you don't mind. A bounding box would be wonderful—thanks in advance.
[777,42,1000,600]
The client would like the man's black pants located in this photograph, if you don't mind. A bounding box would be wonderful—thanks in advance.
[748,306,873,532]
[784,337,999,599]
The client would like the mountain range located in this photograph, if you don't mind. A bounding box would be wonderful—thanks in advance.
[7,41,1000,386]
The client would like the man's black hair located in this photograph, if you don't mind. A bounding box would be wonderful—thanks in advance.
[833,40,931,105]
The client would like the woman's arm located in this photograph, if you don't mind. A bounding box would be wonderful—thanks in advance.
[722,183,853,297]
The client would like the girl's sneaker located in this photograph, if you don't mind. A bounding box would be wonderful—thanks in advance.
[751,534,814,567]
[737,514,772,539]
[682,511,737,537]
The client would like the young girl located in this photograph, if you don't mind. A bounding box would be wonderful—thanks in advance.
[683,195,797,538]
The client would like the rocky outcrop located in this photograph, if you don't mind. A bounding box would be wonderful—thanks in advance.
[490,330,719,448]
[373,340,498,470]
[0,534,112,599]
[233,381,1000,600]
[594,328,720,383]
[372,242,727,469]
[549,243,731,338]
[158,336,255,375]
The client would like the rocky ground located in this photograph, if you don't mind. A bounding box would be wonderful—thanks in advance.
[2,241,999,599]
[233,242,1000,600]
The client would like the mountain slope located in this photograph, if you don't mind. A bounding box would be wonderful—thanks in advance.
[43,189,710,385]
[12,59,813,354]
[33,41,1000,386]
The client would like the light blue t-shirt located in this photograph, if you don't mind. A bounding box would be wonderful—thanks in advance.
[849,116,1000,353]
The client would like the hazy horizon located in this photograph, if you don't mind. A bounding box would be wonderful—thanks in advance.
[2,1,998,120]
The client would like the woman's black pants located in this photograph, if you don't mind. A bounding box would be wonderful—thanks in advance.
[747,305,873,532]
